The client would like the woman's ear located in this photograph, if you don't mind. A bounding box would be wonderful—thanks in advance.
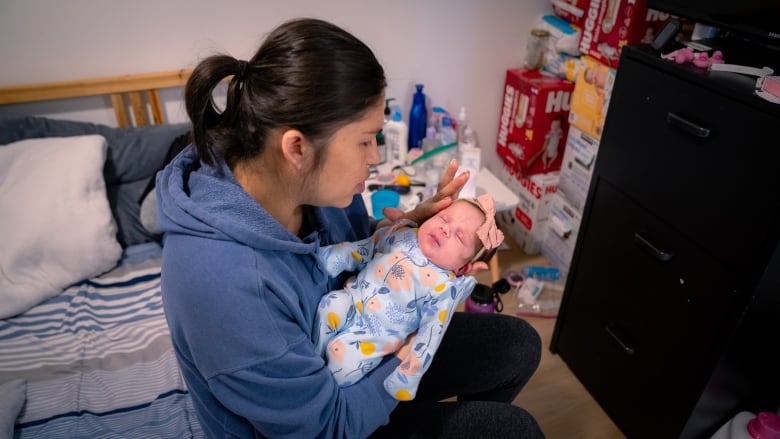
[280,129,308,171]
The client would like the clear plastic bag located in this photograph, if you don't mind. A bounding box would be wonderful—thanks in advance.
[505,265,565,318]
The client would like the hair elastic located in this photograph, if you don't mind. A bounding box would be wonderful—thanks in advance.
[236,60,248,81]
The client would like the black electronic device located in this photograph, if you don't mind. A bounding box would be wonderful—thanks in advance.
[647,0,780,46]
[650,18,682,51]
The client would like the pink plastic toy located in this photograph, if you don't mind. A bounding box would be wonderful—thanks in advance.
[710,50,725,64]
[692,51,711,68]
[661,47,694,63]
[661,48,725,69]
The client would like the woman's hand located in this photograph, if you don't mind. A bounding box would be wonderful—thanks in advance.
[381,159,468,226]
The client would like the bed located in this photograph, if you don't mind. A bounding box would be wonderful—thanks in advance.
[0,70,205,438]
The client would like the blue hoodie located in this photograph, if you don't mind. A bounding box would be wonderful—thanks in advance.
[156,146,400,438]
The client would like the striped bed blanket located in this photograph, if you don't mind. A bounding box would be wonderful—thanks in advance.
[0,243,203,438]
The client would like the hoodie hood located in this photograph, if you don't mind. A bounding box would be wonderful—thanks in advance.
[155,145,316,254]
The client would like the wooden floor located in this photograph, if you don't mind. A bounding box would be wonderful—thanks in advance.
[472,233,626,439]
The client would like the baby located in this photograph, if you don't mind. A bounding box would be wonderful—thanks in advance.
[314,194,504,400]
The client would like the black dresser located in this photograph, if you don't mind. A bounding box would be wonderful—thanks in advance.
[550,41,780,438]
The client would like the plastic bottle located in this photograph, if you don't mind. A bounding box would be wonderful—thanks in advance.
[416,126,443,200]
[385,107,408,167]
[465,279,511,314]
[457,106,468,143]
[711,411,780,439]
[440,116,457,146]
[377,98,395,165]
[408,84,428,150]
[457,125,480,198]
[430,106,449,131]
[465,289,496,314]
[421,125,440,153]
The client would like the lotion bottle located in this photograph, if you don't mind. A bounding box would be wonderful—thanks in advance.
[385,107,408,167]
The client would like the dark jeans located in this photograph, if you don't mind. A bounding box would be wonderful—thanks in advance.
[370,312,545,439]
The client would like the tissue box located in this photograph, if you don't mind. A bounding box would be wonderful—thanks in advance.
[541,193,582,275]
[568,56,616,140]
[558,125,600,212]
[495,68,574,176]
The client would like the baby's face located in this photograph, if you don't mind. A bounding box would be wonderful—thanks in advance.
[418,201,484,271]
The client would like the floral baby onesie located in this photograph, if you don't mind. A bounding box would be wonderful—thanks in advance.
[314,219,476,401]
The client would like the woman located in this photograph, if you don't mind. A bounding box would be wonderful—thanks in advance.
[156,17,543,438]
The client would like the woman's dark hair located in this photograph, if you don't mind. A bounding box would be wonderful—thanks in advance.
[185,18,387,168]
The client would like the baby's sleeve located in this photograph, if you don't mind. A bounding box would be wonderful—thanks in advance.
[383,275,477,401]
[318,235,378,277]
[319,220,413,276]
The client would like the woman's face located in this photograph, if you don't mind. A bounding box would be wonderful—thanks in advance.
[312,98,384,208]
[417,201,484,271]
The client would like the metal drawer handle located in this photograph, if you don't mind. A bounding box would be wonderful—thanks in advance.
[667,112,711,138]
[634,232,673,262]
[606,324,636,356]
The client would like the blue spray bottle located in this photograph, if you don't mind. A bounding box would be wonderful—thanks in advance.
[408,84,428,150]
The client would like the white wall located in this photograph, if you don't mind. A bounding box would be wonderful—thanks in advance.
[0,0,551,171]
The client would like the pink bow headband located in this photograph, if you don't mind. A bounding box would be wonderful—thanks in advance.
[460,194,505,259]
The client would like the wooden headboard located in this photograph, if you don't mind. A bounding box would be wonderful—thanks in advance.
[0,69,192,128]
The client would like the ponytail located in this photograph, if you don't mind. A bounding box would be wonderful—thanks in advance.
[184,18,386,170]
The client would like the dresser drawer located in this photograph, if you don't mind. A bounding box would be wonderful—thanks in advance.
[555,179,749,439]
[596,56,780,276]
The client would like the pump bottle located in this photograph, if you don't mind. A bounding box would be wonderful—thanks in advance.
[385,107,408,167]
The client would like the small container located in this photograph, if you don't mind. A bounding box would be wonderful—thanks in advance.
[465,290,496,314]
[524,29,550,70]
[370,189,400,219]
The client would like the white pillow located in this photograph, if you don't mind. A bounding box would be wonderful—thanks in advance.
[0,135,122,319]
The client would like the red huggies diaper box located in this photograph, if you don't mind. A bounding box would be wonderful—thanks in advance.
[579,0,678,68]
[568,56,616,140]
[495,69,574,177]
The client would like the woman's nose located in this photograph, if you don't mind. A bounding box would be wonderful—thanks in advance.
[367,139,381,165]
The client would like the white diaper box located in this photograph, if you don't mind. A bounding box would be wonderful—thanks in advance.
[497,208,548,255]
[557,125,600,213]
[495,165,559,255]
[541,193,583,276]
[496,164,559,232]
